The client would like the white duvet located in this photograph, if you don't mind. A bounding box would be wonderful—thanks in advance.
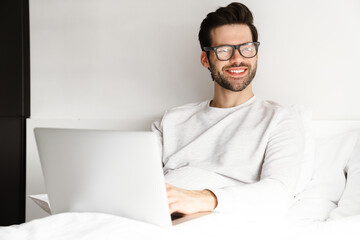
[4,121,359,239]
[1,212,360,240]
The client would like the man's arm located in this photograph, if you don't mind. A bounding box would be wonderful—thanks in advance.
[211,109,305,216]
[164,108,305,216]
[153,117,217,214]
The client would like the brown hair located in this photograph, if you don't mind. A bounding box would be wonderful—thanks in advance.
[198,2,258,50]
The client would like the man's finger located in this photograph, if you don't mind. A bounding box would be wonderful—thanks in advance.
[169,202,184,214]
[167,196,178,204]
[168,202,177,214]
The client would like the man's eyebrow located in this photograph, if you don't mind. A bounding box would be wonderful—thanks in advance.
[213,42,253,46]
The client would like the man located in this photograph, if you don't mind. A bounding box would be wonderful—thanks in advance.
[152,2,305,216]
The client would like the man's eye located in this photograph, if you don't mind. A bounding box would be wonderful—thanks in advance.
[242,47,253,52]
[218,48,231,54]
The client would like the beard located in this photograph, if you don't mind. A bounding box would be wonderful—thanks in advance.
[209,61,257,92]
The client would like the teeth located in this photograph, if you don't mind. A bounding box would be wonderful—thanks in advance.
[228,69,245,73]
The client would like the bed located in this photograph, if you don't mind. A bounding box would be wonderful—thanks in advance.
[1,209,360,240]
[1,119,360,240]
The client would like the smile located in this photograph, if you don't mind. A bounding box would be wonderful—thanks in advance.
[225,67,248,76]
[228,69,245,73]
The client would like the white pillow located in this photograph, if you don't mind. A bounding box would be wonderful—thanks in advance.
[329,134,360,220]
[291,105,315,195]
[287,132,358,221]
[29,194,51,214]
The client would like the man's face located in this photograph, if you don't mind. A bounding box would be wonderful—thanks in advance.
[201,24,258,92]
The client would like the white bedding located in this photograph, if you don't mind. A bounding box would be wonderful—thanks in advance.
[1,212,360,240]
[9,120,359,239]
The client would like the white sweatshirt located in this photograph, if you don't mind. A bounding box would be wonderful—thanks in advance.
[152,96,305,216]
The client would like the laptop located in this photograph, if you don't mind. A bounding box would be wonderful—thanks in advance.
[34,128,210,228]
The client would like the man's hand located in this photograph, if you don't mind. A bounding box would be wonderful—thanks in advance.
[166,183,218,214]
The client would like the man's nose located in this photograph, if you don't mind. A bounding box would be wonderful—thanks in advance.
[229,48,244,63]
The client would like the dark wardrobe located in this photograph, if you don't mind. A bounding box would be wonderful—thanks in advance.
[0,0,30,226]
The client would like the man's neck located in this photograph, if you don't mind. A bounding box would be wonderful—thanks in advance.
[210,84,254,108]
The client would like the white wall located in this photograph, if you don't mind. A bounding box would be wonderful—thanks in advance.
[27,0,360,221]
[251,0,360,120]
[30,0,360,120]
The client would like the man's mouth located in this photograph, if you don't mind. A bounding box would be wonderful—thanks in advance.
[225,67,247,77]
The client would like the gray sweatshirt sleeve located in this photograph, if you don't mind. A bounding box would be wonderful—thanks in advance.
[151,117,164,166]
[209,109,305,217]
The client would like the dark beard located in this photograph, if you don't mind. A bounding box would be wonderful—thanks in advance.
[209,61,257,92]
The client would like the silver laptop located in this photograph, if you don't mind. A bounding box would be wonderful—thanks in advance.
[34,128,180,228]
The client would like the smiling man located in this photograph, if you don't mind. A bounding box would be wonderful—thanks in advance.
[152,2,305,216]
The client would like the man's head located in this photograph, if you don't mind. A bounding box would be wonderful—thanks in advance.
[199,2,259,92]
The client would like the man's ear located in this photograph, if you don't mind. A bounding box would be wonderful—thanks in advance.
[201,51,210,69]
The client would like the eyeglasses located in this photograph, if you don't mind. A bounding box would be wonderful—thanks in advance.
[203,42,260,61]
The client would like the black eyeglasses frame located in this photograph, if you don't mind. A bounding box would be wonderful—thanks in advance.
[203,42,260,61]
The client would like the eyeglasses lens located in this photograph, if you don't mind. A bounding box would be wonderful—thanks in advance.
[239,44,257,58]
[216,46,234,61]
